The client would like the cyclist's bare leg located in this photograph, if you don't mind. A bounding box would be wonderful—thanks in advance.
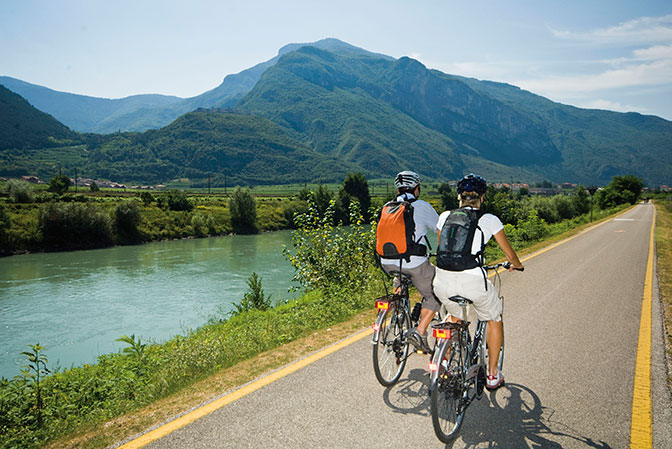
[486,320,503,376]
[416,307,435,335]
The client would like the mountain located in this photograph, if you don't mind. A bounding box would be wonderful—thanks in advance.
[0,39,387,134]
[80,109,359,185]
[0,76,182,133]
[234,46,672,185]
[0,84,77,150]
[2,39,671,186]
[450,75,672,185]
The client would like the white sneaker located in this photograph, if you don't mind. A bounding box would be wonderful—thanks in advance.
[486,372,504,390]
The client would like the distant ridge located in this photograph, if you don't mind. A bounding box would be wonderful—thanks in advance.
[0,84,76,151]
[1,39,671,186]
[0,39,385,133]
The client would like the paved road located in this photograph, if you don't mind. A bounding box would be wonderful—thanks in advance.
[133,203,671,449]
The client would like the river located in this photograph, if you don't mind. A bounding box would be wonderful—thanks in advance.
[0,231,298,379]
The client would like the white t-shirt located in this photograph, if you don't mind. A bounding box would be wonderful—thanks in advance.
[435,207,504,276]
[380,193,439,269]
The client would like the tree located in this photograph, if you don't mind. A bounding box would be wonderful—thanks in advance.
[89,181,100,192]
[115,200,142,243]
[48,175,71,194]
[313,184,333,217]
[438,183,459,211]
[139,191,154,206]
[611,175,644,204]
[159,190,193,211]
[0,204,9,255]
[229,186,257,233]
[596,175,644,209]
[572,185,591,215]
[336,173,371,223]
[7,179,34,203]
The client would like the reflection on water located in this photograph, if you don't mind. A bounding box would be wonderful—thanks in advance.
[0,231,297,379]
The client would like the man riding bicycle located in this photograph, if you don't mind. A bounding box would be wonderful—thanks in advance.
[378,171,440,354]
[433,174,523,390]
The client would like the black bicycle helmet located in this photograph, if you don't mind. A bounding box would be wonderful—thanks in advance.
[457,173,487,195]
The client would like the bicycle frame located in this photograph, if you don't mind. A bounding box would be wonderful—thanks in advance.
[428,301,488,400]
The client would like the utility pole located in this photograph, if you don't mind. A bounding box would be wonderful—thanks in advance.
[224,175,227,196]
[75,168,78,192]
[208,175,211,194]
[588,186,598,221]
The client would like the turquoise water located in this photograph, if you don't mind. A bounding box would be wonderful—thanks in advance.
[0,231,297,379]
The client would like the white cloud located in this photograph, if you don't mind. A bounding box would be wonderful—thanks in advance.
[576,99,649,114]
[515,57,672,96]
[550,14,672,44]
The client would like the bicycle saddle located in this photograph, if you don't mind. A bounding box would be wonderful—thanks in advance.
[388,271,412,283]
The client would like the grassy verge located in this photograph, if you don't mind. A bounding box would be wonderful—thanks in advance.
[654,200,672,388]
[43,308,379,449]
[34,204,635,449]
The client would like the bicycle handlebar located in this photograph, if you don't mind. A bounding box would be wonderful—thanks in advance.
[484,261,524,271]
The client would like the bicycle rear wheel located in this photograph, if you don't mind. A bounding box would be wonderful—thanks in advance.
[431,340,466,443]
[372,307,410,387]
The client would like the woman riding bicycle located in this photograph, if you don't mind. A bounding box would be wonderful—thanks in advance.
[433,174,524,390]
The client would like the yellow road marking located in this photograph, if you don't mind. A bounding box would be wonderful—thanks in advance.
[119,205,640,448]
[630,207,655,449]
[117,328,373,449]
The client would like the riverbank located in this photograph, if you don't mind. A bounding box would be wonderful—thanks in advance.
[0,192,310,256]
[11,204,633,449]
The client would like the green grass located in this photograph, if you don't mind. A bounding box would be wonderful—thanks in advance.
[653,199,672,388]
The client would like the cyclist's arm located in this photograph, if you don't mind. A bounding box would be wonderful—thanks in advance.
[493,229,524,270]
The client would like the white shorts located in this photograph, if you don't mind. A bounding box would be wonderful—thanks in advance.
[432,268,502,322]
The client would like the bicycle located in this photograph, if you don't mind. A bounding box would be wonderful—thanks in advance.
[371,270,426,387]
[428,261,522,443]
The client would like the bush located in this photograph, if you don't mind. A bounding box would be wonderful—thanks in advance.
[283,196,376,292]
[553,195,577,220]
[229,187,257,234]
[48,175,71,194]
[158,190,193,212]
[115,200,142,243]
[139,191,154,206]
[38,202,114,249]
[231,272,272,315]
[191,212,215,237]
[6,179,35,203]
[0,204,9,255]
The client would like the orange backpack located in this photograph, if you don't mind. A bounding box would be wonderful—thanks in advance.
[376,199,427,262]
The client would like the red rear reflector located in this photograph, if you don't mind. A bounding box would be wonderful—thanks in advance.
[433,328,451,339]
[429,362,438,371]
[375,301,389,310]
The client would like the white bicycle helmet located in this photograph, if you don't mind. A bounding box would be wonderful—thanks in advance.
[394,171,421,190]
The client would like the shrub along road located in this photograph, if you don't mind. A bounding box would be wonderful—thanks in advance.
[118,203,671,449]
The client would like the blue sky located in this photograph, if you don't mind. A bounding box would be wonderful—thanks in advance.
[2,0,671,119]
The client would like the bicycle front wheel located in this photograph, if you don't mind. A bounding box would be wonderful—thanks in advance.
[372,307,410,387]
[431,340,466,443]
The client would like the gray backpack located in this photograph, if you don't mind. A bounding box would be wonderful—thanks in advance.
[436,208,485,271]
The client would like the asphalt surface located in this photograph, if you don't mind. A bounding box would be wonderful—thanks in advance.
[128,203,671,449]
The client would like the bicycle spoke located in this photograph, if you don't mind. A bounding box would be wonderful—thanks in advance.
[431,341,466,442]
[373,309,410,387]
